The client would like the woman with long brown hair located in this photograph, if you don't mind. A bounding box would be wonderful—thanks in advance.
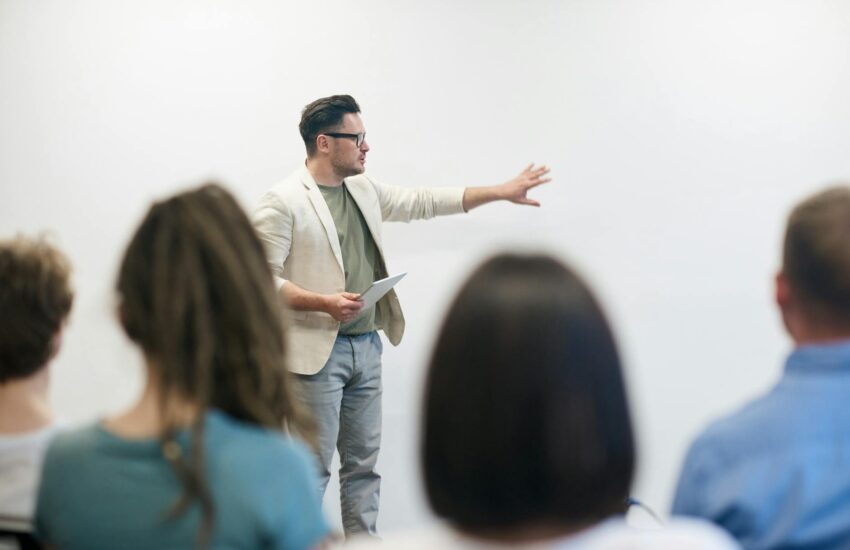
[35,184,329,549]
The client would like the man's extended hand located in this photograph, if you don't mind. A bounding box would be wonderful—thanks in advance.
[325,292,363,323]
[500,163,551,207]
[461,163,552,211]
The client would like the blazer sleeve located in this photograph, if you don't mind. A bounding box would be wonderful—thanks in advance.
[251,192,293,291]
[370,177,466,222]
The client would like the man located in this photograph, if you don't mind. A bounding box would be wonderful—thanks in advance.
[252,94,549,537]
[672,186,850,549]
[0,235,73,523]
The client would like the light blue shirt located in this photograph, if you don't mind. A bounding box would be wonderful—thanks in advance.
[672,341,850,549]
[35,410,328,549]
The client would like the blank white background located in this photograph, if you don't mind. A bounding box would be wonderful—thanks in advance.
[2,0,850,533]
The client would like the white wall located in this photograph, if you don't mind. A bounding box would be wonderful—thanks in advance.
[2,0,850,533]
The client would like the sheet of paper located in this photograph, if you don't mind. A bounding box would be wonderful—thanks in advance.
[357,272,407,311]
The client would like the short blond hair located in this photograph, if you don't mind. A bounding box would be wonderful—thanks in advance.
[0,235,73,383]
[783,186,850,326]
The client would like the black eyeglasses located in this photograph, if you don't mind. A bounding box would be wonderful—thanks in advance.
[323,132,366,147]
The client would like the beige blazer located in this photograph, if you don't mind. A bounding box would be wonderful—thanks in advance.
[252,166,465,375]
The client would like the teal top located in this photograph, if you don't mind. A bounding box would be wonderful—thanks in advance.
[35,410,328,550]
[318,182,381,335]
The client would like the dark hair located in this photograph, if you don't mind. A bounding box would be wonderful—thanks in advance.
[299,94,361,157]
[783,186,850,327]
[0,235,73,384]
[423,254,635,533]
[117,183,313,544]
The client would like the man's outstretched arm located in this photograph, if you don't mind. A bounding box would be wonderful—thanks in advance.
[462,164,551,212]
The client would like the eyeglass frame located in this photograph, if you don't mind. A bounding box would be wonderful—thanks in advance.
[322,132,367,148]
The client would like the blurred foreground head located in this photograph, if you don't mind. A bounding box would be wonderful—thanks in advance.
[423,253,634,535]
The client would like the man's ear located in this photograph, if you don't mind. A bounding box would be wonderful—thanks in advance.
[775,270,801,340]
[316,134,330,154]
[775,271,791,311]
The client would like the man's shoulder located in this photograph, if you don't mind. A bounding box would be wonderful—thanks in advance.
[256,169,313,211]
[686,387,786,469]
[267,169,309,195]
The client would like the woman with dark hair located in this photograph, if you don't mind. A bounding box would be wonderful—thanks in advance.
[351,253,736,548]
[34,184,329,549]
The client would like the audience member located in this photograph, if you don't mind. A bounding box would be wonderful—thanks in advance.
[350,253,738,549]
[35,184,329,549]
[0,235,72,522]
[673,186,850,549]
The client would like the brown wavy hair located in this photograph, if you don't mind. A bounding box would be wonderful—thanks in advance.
[0,235,73,383]
[116,183,313,544]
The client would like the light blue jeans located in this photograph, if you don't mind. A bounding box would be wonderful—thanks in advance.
[295,331,383,537]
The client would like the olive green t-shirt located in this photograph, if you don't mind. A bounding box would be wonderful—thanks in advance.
[318,183,381,335]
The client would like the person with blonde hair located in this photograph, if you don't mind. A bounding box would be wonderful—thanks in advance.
[673,186,850,549]
[35,184,329,549]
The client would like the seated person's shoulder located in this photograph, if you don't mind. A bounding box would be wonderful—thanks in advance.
[684,387,786,471]
[42,423,100,462]
[206,412,314,473]
[641,518,740,548]
[580,518,741,550]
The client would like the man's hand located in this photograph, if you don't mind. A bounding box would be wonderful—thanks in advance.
[324,292,363,323]
[500,163,551,207]
[461,163,552,211]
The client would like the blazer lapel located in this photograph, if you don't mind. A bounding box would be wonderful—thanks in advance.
[300,169,345,273]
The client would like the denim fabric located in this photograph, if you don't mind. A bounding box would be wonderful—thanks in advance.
[295,331,383,537]
[672,341,850,550]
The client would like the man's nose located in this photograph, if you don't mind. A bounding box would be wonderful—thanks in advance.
[360,138,370,152]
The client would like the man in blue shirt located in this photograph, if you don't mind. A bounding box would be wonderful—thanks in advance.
[672,186,850,549]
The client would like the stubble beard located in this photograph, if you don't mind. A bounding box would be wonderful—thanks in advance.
[332,157,365,179]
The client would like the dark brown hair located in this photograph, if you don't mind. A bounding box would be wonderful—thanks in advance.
[423,254,634,534]
[116,183,312,543]
[299,94,360,157]
[783,186,850,327]
[0,235,73,384]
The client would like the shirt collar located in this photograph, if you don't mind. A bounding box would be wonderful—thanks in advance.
[786,340,850,375]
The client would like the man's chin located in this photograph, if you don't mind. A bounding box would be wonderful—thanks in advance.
[334,163,366,179]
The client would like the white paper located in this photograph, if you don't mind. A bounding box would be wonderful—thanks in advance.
[357,272,407,311]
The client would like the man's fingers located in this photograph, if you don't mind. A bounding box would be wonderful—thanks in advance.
[528,177,552,188]
[518,198,541,207]
[523,163,551,176]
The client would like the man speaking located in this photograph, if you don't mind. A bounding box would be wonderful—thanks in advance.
[252,94,550,537]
